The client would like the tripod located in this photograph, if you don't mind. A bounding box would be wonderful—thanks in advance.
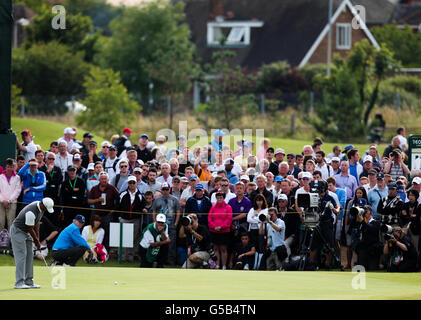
[297,223,343,271]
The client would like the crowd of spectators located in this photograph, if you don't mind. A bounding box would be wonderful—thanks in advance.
[0,126,420,271]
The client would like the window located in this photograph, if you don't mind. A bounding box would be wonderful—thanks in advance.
[207,21,263,47]
[336,23,351,50]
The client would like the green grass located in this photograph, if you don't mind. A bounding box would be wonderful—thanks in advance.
[11,116,387,156]
[1,262,421,300]
[11,117,106,151]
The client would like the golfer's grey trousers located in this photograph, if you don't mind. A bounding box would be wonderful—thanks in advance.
[10,224,35,286]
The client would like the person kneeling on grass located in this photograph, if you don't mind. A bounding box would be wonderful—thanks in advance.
[139,213,171,268]
[51,215,96,266]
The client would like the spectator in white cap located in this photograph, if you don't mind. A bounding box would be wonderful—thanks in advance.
[240,175,250,185]
[54,141,73,177]
[330,157,341,175]
[294,171,313,217]
[58,127,76,152]
[410,177,421,203]
[269,148,285,177]
[359,155,373,179]
[139,213,170,268]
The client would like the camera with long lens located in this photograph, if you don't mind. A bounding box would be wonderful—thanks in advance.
[349,206,365,219]
[181,215,193,227]
[296,180,326,228]
[258,212,270,222]
[381,224,395,241]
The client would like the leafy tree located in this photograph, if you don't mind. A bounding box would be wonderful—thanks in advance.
[11,85,23,117]
[95,0,197,107]
[197,50,258,130]
[12,41,90,114]
[76,67,142,137]
[24,8,99,62]
[311,64,364,140]
[372,24,421,68]
[347,40,398,125]
[14,0,49,14]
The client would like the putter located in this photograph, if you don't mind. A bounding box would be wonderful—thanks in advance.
[35,248,58,287]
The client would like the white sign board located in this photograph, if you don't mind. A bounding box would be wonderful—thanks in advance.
[109,222,134,248]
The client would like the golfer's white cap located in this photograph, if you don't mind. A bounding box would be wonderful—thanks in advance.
[156,213,166,223]
[42,197,54,213]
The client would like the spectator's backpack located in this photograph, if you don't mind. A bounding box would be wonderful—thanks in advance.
[113,136,128,157]
[0,229,11,248]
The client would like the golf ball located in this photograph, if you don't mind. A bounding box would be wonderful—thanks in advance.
[114,281,118,285]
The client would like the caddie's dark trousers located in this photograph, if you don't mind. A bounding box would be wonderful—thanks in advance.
[52,246,88,266]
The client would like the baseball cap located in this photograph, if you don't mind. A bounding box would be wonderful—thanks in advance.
[368,169,377,175]
[156,135,166,142]
[412,177,421,185]
[189,174,198,181]
[87,163,95,171]
[302,172,313,179]
[224,158,234,165]
[133,167,142,173]
[156,213,166,223]
[357,198,367,207]
[240,175,250,181]
[214,129,225,137]
[172,175,181,182]
[246,168,256,175]
[67,165,76,171]
[376,172,385,180]
[75,215,85,224]
[123,128,132,134]
[89,140,97,146]
[109,145,117,151]
[388,182,398,189]
[64,127,76,135]
[21,129,31,136]
[363,155,373,163]
[278,194,288,201]
[180,177,189,183]
[177,135,187,141]
[161,182,170,189]
[287,153,296,158]
[42,197,54,213]
[275,176,284,182]
[392,148,402,155]
[331,157,341,162]
[313,137,323,145]
[146,142,156,149]
[73,154,81,161]
[140,134,149,140]
[28,159,38,166]
[128,175,137,183]
[274,148,286,156]
[266,147,275,153]
[343,145,355,153]
[195,184,204,191]
[83,132,93,138]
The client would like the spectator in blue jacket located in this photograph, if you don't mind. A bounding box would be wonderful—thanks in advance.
[51,215,94,266]
[184,184,212,227]
[18,158,46,204]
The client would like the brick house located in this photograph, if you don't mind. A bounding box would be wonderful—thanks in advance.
[176,0,392,69]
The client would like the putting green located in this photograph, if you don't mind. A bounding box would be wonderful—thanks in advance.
[1,266,421,300]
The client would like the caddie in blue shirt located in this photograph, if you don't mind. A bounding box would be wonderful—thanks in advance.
[52,215,95,266]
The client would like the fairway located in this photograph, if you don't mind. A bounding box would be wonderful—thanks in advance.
[1,266,421,300]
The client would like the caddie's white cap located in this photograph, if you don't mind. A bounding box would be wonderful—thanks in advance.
[156,213,166,223]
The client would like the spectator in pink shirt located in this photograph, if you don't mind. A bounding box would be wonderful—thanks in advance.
[208,190,233,269]
[0,159,22,231]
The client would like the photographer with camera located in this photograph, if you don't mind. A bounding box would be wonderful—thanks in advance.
[344,188,368,269]
[355,205,382,270]
[308,180,338,269]
[179,214,217,268]
[383,148,410,181]
[377,183,403,226]
[258,207,287,270]
[383,226,418,272]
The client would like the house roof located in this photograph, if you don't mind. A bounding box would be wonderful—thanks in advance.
[177,0,383,68]
[390,3,421,26]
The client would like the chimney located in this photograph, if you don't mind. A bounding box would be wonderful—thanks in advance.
[210,0,224,20]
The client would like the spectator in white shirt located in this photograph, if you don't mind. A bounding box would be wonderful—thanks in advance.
[54,141,73,178]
